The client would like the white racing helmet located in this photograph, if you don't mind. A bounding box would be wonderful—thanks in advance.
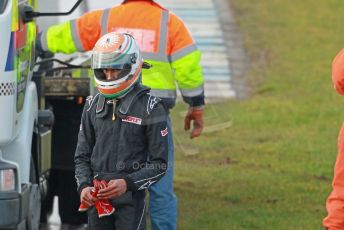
[91,32,143,98]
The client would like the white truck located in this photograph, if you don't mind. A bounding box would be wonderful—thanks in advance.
[0,0,90,229]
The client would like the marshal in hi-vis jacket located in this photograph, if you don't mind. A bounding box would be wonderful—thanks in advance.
[74,84,168,194]
[324,48,344,230]
[38,0,205,109]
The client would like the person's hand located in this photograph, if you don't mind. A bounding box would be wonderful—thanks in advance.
[184,107,204,139]
[97,179,127,199]
[80,186,97,207]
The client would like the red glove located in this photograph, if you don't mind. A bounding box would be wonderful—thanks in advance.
[95,180,115,218]
[184,107,204,139]
[78,179,115,218]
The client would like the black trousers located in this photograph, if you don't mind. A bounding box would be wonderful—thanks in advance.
[88,190,146,230]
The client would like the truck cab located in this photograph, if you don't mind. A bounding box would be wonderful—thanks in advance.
[0,0,90,228]
[0,0,48,229]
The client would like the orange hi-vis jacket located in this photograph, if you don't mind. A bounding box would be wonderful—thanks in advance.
[324,48,344,230]
[39,0,205,109]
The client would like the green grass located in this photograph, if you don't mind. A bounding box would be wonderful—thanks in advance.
[170,1,344,229]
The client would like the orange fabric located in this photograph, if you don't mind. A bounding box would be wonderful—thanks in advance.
[324,123,344,230]
[107,2,162,53]
[324,50,344,229]
[168,13,194,55]
[76,10,104,51]
[75,0,194,56]
[332,49,344,95]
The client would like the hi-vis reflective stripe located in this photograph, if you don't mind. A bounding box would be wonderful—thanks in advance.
[142,52,168,62]
[158,10,168,57]
[179,85,204,97]
[70,20,85,51]
[40,31,48,51]
[169,44,198,62]
[101,8,111,36]
[149,89,176,98]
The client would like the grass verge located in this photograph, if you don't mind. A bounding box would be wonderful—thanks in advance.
[172,1,344,229]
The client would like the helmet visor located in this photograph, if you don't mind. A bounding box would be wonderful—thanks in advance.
[91,52,137,70]
[94,68,131,82]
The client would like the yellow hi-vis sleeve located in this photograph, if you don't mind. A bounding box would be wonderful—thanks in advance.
[171,50,204,96]
[46,21,78,54]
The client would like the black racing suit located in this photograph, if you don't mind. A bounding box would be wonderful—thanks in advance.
[74,84,168,230]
